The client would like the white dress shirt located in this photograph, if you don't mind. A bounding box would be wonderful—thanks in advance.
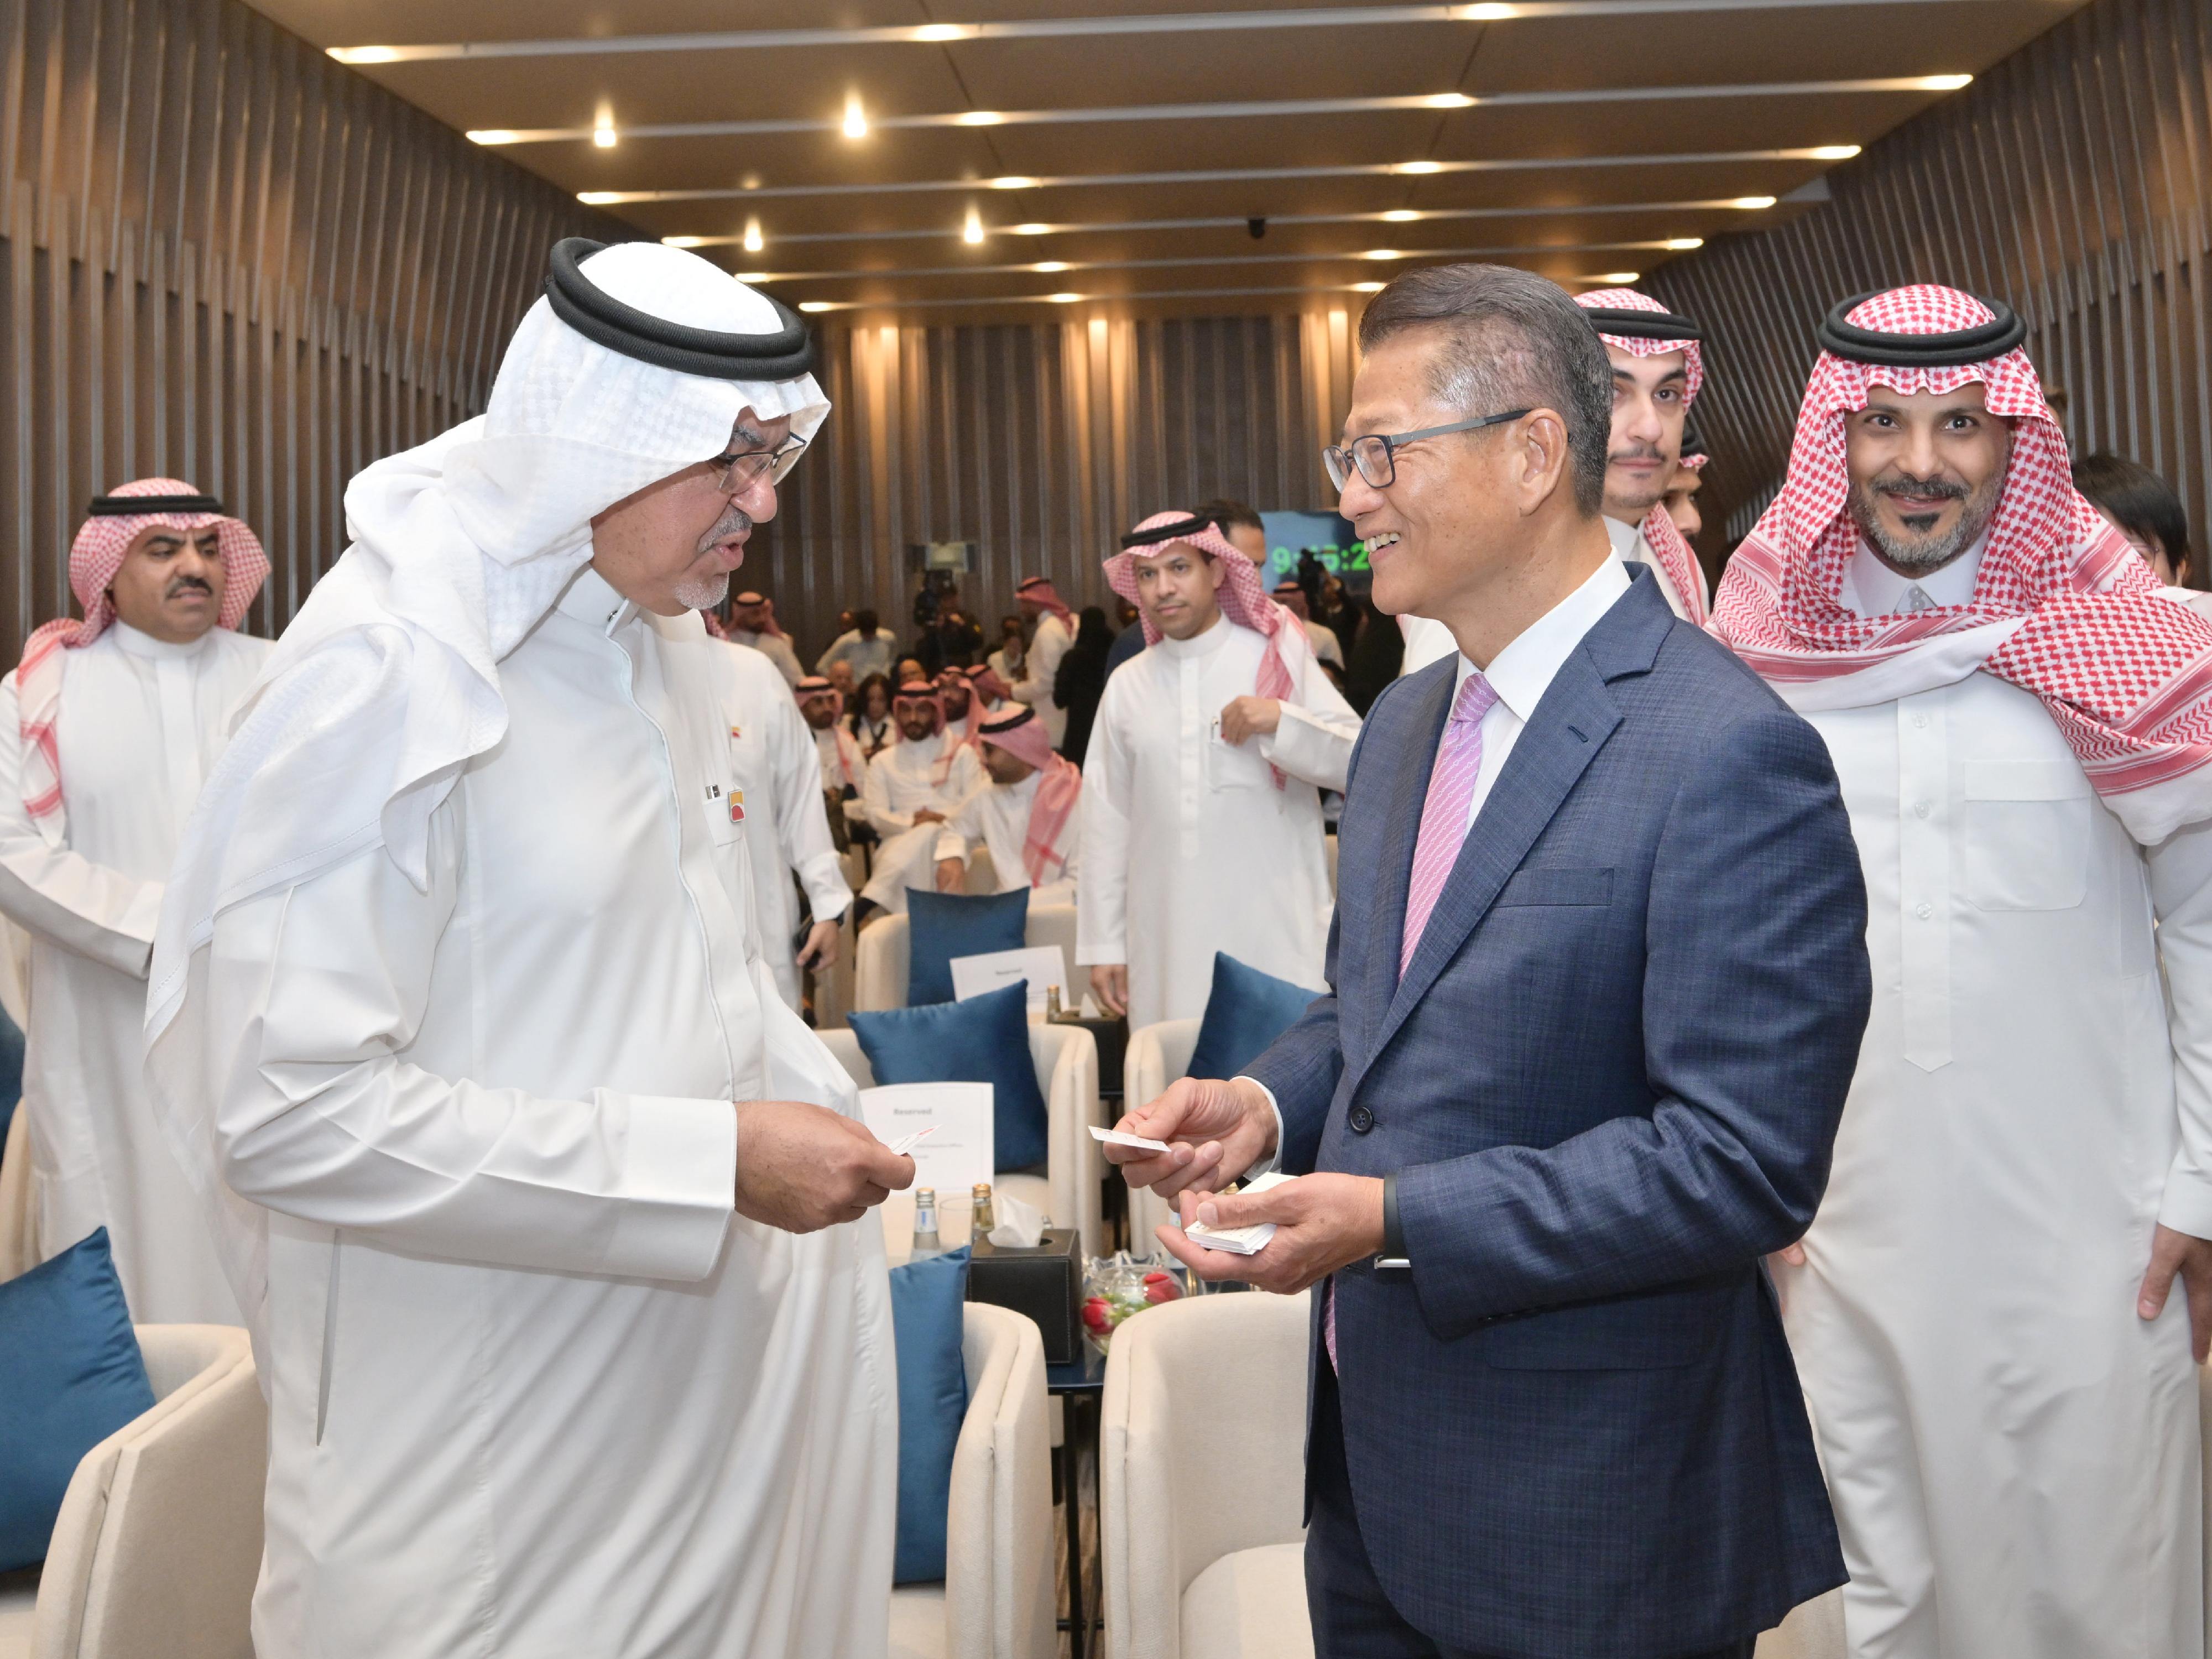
[1837,533,1986,617]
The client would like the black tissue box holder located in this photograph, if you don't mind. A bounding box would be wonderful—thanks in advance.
[966,1227,1081,1365]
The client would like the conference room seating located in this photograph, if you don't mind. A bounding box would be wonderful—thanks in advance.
[0,1324,264,1659]
[888,1302,1058,1659]
[816,1023,1108,1258]
[1118,1019,1204,1254]
[853,905,1080,1015]
[1100,1288,1314,1659]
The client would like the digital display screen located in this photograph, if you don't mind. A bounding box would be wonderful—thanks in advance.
[1260,510,1367,594]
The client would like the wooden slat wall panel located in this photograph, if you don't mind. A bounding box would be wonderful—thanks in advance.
[1647,0,2212,575]
[0,0,620,656]
[764,307,1359,658]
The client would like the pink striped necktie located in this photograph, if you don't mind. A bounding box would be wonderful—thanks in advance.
[1327,666,1498,1371]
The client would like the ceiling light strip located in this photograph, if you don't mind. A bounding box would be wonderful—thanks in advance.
[580,147,1855,206]
[665,196,1775,249]
[732,240,1700,285]
[474,78,1964,146]
[796,274,1653,314]
[330,0,2038,65]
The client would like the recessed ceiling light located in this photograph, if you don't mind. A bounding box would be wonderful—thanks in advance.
[1810,144,1862,160]
[327,45,401,64]
[1458,3,1517,17]
[743,219,765,253]
[593,119,617,149]
[957,111,1007,127]
[735,272,771,282]
[1426,93,1477,109]
[963,207,985,244]
[1031,260,1073,273]
[799,301,836,312]
[1729,195,1777,209]
[1380,210,1422,222]
[912,23,971,41]
[1010,223,1053,235]
[1362,249,1405,260]
[842,93,869,139]
[1594,271,1641,284]
[1352,280,1387,291]
[661,236,707,248]
[468,129,520,145]
[741,174,761,190]
[1665,237,1704,250]
[1919,74,1972,91]
[990,177,1040,190]
[576,190,621,204]
[1046,292,1083,303]
[1396,160,1443,175]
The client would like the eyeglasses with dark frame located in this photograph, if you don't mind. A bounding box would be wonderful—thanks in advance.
[706,434,810,492]
[1322,408,1533,492]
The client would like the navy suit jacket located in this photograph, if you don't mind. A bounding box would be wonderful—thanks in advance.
[1246,567,1868,1658]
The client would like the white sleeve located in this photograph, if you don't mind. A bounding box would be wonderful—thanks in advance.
[1259,655,1362,792]
[2150,817,2212,1237]
[1013,618,1070,708]
[202,801,735,1282]
[862,752,912,836]
[934,792,983,864]
[768,638,804,687]
[1076,686,1134,966]
[0,672,164,977]
[768,695,849,922]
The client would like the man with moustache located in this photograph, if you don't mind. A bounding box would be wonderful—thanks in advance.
[1105,263,1866,1658]
[854,677,983,923]
[723,588,804,686]
[1712,285,2212,1658]
[0,479,273,1323]
[933,706,1081,907]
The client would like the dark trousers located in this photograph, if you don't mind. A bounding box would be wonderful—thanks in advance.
[1303,1359,1760,1659]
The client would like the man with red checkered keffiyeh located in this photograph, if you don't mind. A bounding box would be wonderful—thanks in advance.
[1712,284,2212,1658]
[0,478,272,1324]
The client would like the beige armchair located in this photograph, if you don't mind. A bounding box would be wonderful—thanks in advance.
[854,905,1081,1014]
[889,1302,1057,1659]
[0,1324,265,1659]
[1118,1019,1204,1255]
[0,1109,33,1282]
[816,1022,1107,1257]
[1101,1288,1313,1659]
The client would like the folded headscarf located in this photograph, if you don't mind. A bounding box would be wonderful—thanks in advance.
[1016,575,1074,625]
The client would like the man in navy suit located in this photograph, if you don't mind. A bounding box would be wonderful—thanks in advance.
[1107,263,1870,1658]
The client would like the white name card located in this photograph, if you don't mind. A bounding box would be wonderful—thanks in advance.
[859,1082,994,1196]
[949,944,1070,1014]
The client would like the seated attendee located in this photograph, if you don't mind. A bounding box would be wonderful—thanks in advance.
[856,679,983,924]
[799,675,864,796]
[848,671,895,758]
[938,667,982,747]
[1272,577,1348,672]
[824,656,857,704]
[933,707,1080,907]
[817,606,895,682]
[895,655,927,690]
[987,613,1027,686]
[966,661,1013,715]
[2073,451,2198,602]
[722,589,803,686]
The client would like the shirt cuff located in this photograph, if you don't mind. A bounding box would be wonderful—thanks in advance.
[1233,1075,1287,1181]
[599,1092,736,1283]
[932,830,966,863]
[2158,1155,2212,1240]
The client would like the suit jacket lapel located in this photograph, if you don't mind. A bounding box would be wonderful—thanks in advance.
[1361,648,1625,1075]
[1354,662,1455,1073]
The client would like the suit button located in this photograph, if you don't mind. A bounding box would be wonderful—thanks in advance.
[1348,1105,1374,1133]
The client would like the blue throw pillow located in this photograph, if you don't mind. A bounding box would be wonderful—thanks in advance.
[0,1003,23,1163]
[0,1228,156,1571]
[1186,952,1321,1082]
[890,1245,971,1583]
[905,886,1029,1006]
[849,982,1052,1171]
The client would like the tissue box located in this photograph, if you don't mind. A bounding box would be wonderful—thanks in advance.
[967,1228,1081,1364]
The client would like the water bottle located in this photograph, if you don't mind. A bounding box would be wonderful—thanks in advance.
[971,1182,995,1238]
[910,1187,943,1261]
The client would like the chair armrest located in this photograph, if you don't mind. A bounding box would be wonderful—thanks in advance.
[1121,1020,1204,1251]
[946,1304,1056,1659]
[1032,1024,1104,1256]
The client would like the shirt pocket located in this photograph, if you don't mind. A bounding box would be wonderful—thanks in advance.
[701,776,745,848]
[1960,758,2090,911]
[1207,728,1277,792]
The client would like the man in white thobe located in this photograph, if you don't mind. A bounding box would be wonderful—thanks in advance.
[1079,510,1360,1030]
[709,639,849,1011]
[1573,286,1712,624]
[855,678,984,922]
[722,588,804,685]
[1712,284,2212,1659]
[816,607,895,682]
[143,239,912,1659]
[1008,575,1076,749]
[0,479,271,1324]
[799,673,867,797]
[932,705,1080,909]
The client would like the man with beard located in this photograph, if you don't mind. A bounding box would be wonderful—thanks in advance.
[932,706,1081,907]
[144,240,911,1657]
[723,588,803,686]
[937,666,982,748]
[854,677,983,923]
[1008,576,1077,748]
[0,479,273,1323]
[1574,287,1712,623]
[1712,284,2212,1658]
[798,674,865,799]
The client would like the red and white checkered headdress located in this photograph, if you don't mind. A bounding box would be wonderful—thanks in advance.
[1710,284,2212,841]
[16,479,268,843]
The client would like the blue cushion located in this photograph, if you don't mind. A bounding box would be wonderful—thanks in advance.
[889,1245,971,1583]
[905,886,1029,1007]
[0,1003,23,1162]
[849,982,1052,1172]
[0,1229,156,1571]
[1186,952,1321,1082]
